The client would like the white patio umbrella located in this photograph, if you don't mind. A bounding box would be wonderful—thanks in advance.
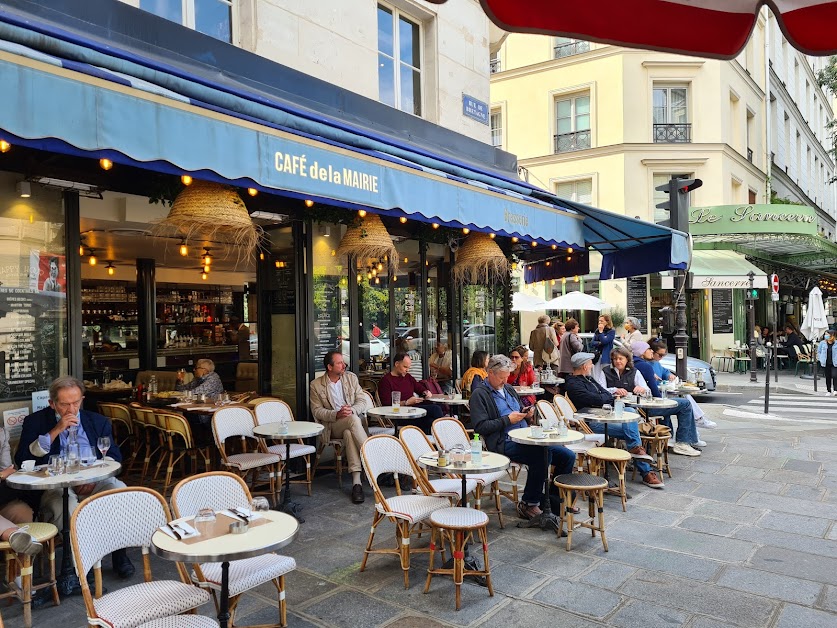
[543,291,612,311]
[512,292,548,312]
[800,286,829,342]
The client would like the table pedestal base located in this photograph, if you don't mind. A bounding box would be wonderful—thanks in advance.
[279,499,304,522]
[57,487,82,597]
[219,561,230,628]
[278,441,305,523]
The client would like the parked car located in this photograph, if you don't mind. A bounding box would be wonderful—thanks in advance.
[341,335,390,365]
[577,333,717,390]
[394,327,438,353]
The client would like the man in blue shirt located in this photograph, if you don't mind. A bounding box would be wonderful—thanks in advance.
[649,339,716,431]
[631,342,701,457]
[17,376,134,579]
[470,354,576,521]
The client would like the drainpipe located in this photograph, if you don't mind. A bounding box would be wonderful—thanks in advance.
[765,9,772,202]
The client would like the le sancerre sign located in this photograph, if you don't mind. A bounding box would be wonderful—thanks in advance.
[689,204,817,236]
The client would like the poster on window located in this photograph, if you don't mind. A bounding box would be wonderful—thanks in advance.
[3,406,28,446]
[29,250,66,295]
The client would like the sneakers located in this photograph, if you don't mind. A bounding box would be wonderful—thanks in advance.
[628,446,655,462]
[695,416,717,429]
[670,442,701,457]
[695,439,707,447]
[516,501,542,520]
[642,471,665,489]
[8,529,42,556]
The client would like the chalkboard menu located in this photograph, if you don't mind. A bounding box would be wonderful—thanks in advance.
[313,278,341,369]
[712,289,734,334]
[269,267,295,315]
[627,276,648,333]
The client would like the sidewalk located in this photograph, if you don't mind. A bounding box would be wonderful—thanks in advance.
[714,367,830,395]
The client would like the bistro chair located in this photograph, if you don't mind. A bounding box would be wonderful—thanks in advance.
[399,425,477,504]
[362,391,395,436]
[794,345,815,375]
[97,402,134,454]
[252,399,317,496]
[710,346,733,373]
[0,522,60,628]
[133,617,219,627]
[129,404,166,483]
[359,435,449,589]
[154,411,212,496]
[212,406,281,504]
[171,472,296,628]
[430,418,507,527]
[69,487,211,628]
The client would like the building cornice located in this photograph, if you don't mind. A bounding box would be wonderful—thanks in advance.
[519,143,726,168]
[490,45,623,82]
[730,59,766,99]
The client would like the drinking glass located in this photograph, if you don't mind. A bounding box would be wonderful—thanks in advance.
[602,404,612,416]
[48,455,64,477]
[391,391,401,412]
[97,436,111,464]
[194,508,216,536]
[250,497,270,512]
[80,446,95,466]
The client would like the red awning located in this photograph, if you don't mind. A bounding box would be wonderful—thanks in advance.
[431,1,837,59]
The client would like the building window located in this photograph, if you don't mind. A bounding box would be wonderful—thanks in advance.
[556,179,593,205]
[652,173,691,224]
[653,85,690,143]
[377,4,422,117]
[490,109,503,148]
[490,51,501,74]
[139,0,233,43]
[554,95,590,153]
[748,189,757,204]
[553,37,589,59]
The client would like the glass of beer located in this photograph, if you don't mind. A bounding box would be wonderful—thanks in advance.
[391,391,401,413]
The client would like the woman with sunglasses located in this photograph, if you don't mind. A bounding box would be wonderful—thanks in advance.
[508,345,537,407]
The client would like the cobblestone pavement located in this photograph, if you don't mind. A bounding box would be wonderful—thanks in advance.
[4,394,837,628]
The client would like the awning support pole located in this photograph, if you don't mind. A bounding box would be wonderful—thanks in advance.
[748,271,758,383]
[674,271,688,381]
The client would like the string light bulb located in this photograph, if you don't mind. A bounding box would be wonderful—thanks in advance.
[511,236,519,243]
[463,228,470,235]
[358,209,367,217]
[0,140,10,153]
[106,262,115,276]
[201,271,208,280]
[87,249,97,266]
[331,249,336,257]
[403,257,408,263]
[259,251,265,261]
[489,233,496,239]
[377,262,383,272]
[203,249,212,266]
[203,264,211,273]
[366,271,372,280]
[181,175,193,186]
[375,277,381,285]
[567,247,574,253]
[399,216,407,224]
[179,240,188,256]
[99,158,113,171]
[432,223,439,229]
[574,275,579,281]
[79,244,85,256]
[304,199,314,207]
[551,244,557,250]
[247,188,258,197]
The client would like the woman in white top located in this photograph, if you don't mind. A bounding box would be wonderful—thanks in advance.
[623,317,643,345]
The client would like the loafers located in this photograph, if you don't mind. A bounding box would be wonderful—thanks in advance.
[112,549,135,579]
[8,530,42,556]
[351,484,365,504]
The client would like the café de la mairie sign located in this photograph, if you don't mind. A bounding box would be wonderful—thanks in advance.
[688,204,817,236]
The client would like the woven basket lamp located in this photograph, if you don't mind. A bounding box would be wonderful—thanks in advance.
[336,213,398,274]
[452,232,509,285]
[155,181,261,257]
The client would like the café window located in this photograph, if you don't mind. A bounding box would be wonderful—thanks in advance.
[377,3,423,116]
[312,223,348,379]
[0,173,68,402]
[139,0,233,43]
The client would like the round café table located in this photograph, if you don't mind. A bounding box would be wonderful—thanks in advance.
[507,428,583,533]
[367,406,427,434]
[513,386,545,396]
[573,408,640,482]
[7,460,121,597]
[151,510,298,628]
[623,397,679,418]
[253,421,323,523]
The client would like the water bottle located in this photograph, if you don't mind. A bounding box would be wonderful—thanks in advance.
[615,398,625,419]
[470,434,483,464]
[66,426,80,474]
[149,375,158,396]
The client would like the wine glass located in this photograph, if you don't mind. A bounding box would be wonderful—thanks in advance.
[602,404,613,417]
[97,437,111,465]
[250,497,270,512]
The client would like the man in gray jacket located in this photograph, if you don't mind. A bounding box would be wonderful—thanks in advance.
[309,351,371,503]
[528,314,559,368]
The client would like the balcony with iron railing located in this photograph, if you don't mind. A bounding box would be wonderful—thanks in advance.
[490,58,501,74]
[554,130,591,153]
[653,123,692,143]
[553,40,590,59]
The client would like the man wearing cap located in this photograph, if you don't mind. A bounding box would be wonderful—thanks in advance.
[470,354,577,520]
[564,353,664,489]
[631,341,702,457]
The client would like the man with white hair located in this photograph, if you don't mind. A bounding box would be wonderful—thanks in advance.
[529,314,559,368]
[470,354,576,521]
[176,358,224,397]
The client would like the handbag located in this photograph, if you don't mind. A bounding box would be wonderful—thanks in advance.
[591,348,602,365]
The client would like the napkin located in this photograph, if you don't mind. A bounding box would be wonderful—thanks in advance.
[224,507,264,523]
[159,519,199,539]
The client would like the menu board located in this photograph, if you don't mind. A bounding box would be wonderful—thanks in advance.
[626,276,648,333]
[269,266,295,315]
[313,278,341,369]
[0,287,63,399]
[712,289,734,334]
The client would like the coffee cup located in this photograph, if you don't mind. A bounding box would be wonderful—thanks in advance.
[21,460,35,472]
[530,425,544,438]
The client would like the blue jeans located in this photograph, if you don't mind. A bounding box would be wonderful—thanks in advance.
[503,439,576,505]
[588,422,651,476]
[644,398,698,445]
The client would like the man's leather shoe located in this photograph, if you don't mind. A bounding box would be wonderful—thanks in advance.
[112,549,135,579]
[351,484,365,504]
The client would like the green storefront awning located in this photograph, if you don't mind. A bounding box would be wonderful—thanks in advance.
[662,250,768,290]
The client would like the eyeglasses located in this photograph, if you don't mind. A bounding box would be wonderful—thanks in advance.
[510,355,522,360]
[655,352,666,358]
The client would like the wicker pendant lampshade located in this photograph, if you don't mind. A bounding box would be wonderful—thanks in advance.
[452,232,509,285]
[155,181,261,257]
[336,213,398,274]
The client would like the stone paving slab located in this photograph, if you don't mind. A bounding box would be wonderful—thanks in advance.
[748,546,837,586]
[606,599,690,627]
[578,561,637,591]
[299,589,403,628]
[775,603,837,628]
[733,525,837,559]
[738,491,837,519]
[582,540,723,581]
[677,515,739,537]
[691,501,765,524]
[530,578,623,619]
[714,565,824,605]
[755,510,832,537]
[482,599,605,628]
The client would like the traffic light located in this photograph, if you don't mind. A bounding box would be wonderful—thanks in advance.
[655,177,703,232]
[746,288,759,300]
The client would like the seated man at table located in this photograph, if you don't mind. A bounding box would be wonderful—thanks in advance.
[565,352,663,489]
[470,354,577,520]
[631,342,701,457]
[648,339,716,431]
[175,358,224,397]
[309,350,371,505]
[378,352,443,433]
[14,376,134,578]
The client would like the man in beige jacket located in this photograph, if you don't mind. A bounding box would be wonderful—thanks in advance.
[528,314,559,368]
[309,350,371,503]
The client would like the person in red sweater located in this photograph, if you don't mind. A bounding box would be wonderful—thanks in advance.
[508,345,537,407]
[378,352,443,433]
